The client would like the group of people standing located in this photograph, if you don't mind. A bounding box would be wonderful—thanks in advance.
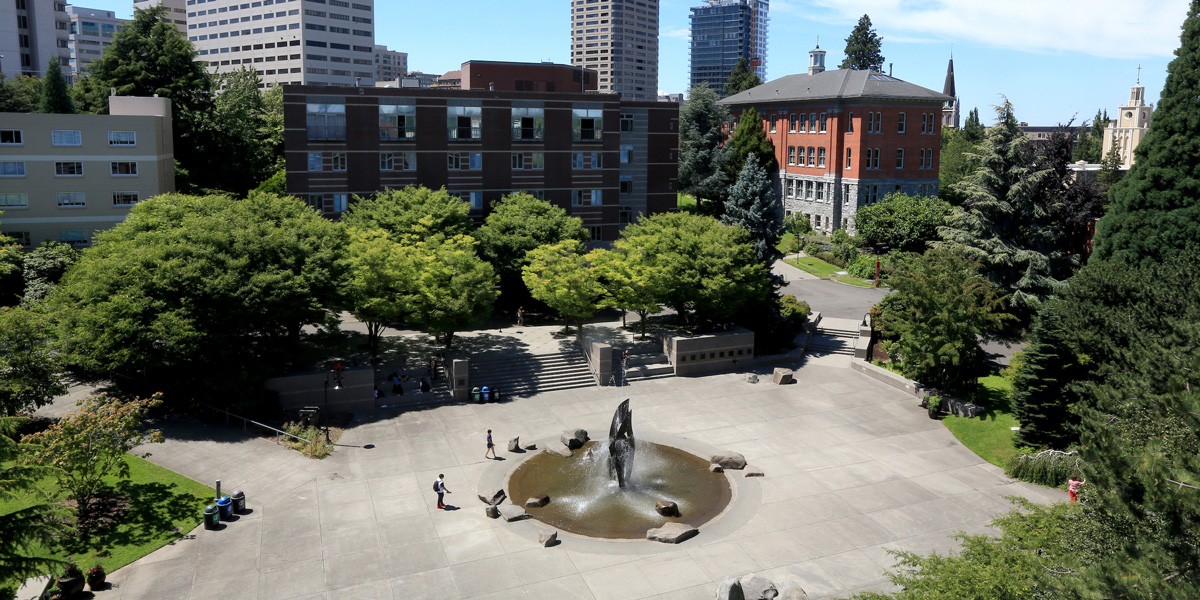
[372,355,443,400]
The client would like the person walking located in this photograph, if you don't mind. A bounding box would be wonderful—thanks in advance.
[517,306,525,327]
[484,429,496,459]
[1068,477,1085,502]
[434,474,450,509]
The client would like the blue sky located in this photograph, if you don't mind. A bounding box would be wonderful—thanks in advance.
[92,0,1188,126]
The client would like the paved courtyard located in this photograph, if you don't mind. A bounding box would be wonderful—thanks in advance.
[84,355,1060,600]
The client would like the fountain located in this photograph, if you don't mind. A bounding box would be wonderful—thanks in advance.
[506,400,732,539]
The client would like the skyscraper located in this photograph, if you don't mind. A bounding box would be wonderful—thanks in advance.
[689,0,768,95]
[569,0,659,101]
[0,0,71,79]
[65,6,129,79]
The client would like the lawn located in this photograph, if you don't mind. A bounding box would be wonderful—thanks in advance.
[941,375,1020,468]
[785,256,842,278]
[1,454,213,577]
[677,192,697,212]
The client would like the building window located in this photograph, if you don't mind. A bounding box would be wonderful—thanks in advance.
[787,146,796,166]
[447,153,461,170]
[379,103,415,140]
[306,194,324,212]
[807,113,816,133]
[57,192,86,207]
[817,148,826,167]
[468,153,482,170]
[0,193,28,208]
[819,113,827,133]
[847,112,854,134]
[397,152,415,170]
[619,206,633,224]
[572,108,603,141]
[511,152,524,169]
[59,230,88,246]
[4,231,31,246]
[331,194,348,213]
[55,162,83,176]
[587,225,602,240]
[769,114,777,133]
[806,147,814,167]
[619,175,632,194]
[0,162,25,177]
[448,105,482,140]
[788,114,797,133]
[307,152,323,171]
[111,161,138,176]
[572,189,601,206]
[872,148,881,169]
[620,145,633,163]
[512,107,545,140]
[112,192,139,206]
[306,102,346,140]
[51,130,81,146]
[380,152,394,171]
[896,148,905,169]
[0,130,22,145]
[531,152,545,169]
[799,113,808,133]
[897,112,906,134]
[331,153,347,171]
[845,148,852,169]
[816,182,824,201]
[108,131,136,145]
[620,113,634,132]
[468,191,482,209]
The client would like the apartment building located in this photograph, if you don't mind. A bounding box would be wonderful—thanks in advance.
[0,96,175,248]
[689,0,768,95]
[133,0,189,35]
[281,85,678,242]
[0,0,71,79]
[373,44,405,82]
[570,0,659,101]
[720,47,949,234]
[65,6,128,78]
[184,0,376,88]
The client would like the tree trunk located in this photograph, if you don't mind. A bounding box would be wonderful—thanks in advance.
[443,331,455,350]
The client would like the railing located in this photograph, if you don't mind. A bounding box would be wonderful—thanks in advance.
[194,401,311,446]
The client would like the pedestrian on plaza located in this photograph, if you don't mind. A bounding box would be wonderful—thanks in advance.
[389,372,403,395]
[485,429,496,459]
[420,377,432,394]
[373,386,383,400]
[517,306,525,327]
[1068,477,1085,502]
[333,361,344,385]
[434,474,451,509]
[429,356,438,381]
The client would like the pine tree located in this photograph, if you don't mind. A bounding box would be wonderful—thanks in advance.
[0,417,66,586]
[1094,0,1200,268]
[962,107,985,142]
[37,58,73,114]
[724,107,777,190]
[723,58,762,97]
[840,14,884,70]
[677,85,731,207]
[723,154,782,266]
[1011,306,1083,449]
[1072,109,1109,163]
[1098,141,1124,187]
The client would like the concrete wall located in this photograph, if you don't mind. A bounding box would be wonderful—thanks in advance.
[580,332,614,385]
[663,327,755,377]
[264,368,379,413]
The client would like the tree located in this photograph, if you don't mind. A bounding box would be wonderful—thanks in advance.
[1097,141,1124,187]
[782,212,812,253]
[614,212,771,327]
[840,14,884,70]
[342,186,472,241]
[522,241,607,335]
[938,127,980,205]
[23,394,164,526]
[50,193,347,405]
[0,73,42,113]
[723,58,762,97]
[724,107,777,192]
[37,58,73,114]
[475,192,588,299]
[1010,306,1084,449]
[855,192,951,253]
[677,85,731,209]
[592,247,659,338]
[0,235,23,306]
[875,250,1010,393]
[1094,1,1200,268]
[1071,109,1109,163]
[21,241,79,304]
[962,107,985,143]
[344,228,410,360]
[0,417,66,588]
[0,307,66,417]
[403,234,498,348]
[202,67,276,194]
[723,154,782,266]
[259,84,285,172]
[254,169,287,196]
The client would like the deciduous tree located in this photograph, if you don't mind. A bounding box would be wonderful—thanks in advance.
[475,192,588,299]
[21,241,79,304]
[0,307,66,417]
[344,228,410,360]
[0,72,41,113]
[591,247,659,338]
[854,192,950,253]
[342,186,472,241]
[723,154,782,266]
[840,14,884,70]
[962,107,985,142]
[522,241,607,335]
[404,234,498,349]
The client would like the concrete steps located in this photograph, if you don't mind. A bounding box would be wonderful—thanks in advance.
[809,322,859,357]
[622,353,674,382]
[469,352,596,397]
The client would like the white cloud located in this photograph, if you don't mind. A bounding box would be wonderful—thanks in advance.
[809,0,1189,58]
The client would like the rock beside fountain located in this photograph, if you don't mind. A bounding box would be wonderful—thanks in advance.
[772,368,794,385]
[775,574,809,599]
[538,529,558,547]
[508,437,521,452]
[738,574,778,599]
[478,488,506,506]
[524,443,537,450]
[543,442,572,458]
[561,428,589,449]
[711,452,748,470]
[746,373,759,383]
[716,577,745,600]
[497,504,528,521]
[655,500,680,517]
[709,463,724,473]
[744,465,764,477]
[525,495,550,508]
[646,522,698,543]
[715,573,806,600]
[484,505,500,519]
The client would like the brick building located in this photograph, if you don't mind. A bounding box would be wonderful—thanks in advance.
[282,85,678,242]
[720,47,949,234]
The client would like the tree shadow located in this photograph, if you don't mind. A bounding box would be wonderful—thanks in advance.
[60,480,202,557]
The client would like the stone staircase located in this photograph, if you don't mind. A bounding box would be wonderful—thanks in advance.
[621,350,674,383]
[808,319,859,357]
[468,352,596,397]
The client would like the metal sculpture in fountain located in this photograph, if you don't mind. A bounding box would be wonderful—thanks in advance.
[607,399,635,487]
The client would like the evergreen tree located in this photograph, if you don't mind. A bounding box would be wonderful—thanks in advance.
[1010,305,1083,449]
[723,154,782,266]
[938,128,980,205]
[840,14,884,70]
[203,67,276,194]
[724,107,777,192]
[1094,0,1200,268]
[962,107,985,142]
[0,417,66,588]
[1072,109,1109,163]
[677,85,731,209]
[0,73,42,113]
[723,58,762,97]
[37,58,73,114]
[1097,141,1124,187]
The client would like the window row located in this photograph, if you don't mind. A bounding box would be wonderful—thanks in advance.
[0,161,139,177]
[787,146,826,168]
[0,129,137,146]
[304,151,641,172]
[847,112,938,135]
[308,103,612,143]
[2,230,94,247]
[784,179,828,202]
[0,191,140,209]
[771,112,827,134]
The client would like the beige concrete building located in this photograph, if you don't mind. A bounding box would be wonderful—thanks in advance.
[0,96,174,248]
[132,0,190,36]
[570,0,659,101]
[66,6,129,78]
[1102,80,1153,168]
[373,44,405,82]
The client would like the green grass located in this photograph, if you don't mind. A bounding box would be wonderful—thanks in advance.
[777,232,796,254]
[677,192,697,213]
[1,454,213,576]
[941,375,1020,468]
[785,257,843,278]
[832,274,877,287]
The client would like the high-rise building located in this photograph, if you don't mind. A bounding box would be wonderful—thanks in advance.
[688,0,768,95]
[373,44,406,82]
[0,0,71,79]
[132,0,189,36]
[65,6,128,78]
[569,0,659,101]
[184,0,377,88]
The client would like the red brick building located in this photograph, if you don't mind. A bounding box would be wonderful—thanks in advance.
[720,47,950,234]
[430,61,598,93]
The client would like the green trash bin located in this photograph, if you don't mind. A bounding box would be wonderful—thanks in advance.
[472,386,482,403]
[203,504,219,530]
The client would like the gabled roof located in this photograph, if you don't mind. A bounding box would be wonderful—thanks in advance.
[719,69,951,105]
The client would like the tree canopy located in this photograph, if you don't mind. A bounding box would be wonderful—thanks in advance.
[0,307,66,417]
[475,192,588,298]
[854,192,951,253]
[342,186,473,241]
[723,58,762,97]
[722,154,782,265]
[522,241,607,334]
[840,14,884,70]
[0,417,65,589]
[1071,109,1109,163]
[402,233,498,349]
[724,107,777,194]
[677,85,731,208]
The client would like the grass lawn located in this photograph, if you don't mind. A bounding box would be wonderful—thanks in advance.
[1,454,213,576]
[941,375,1020,468]
[832,274,877,287]
[777,232,796,254]
[677,192,697,212]
[785,257,843,278]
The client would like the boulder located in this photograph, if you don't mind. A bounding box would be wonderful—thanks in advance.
[744,465,764,477]
[738,574,778,600]
[523,443,538,451]
[746,374,759,384]
[543,443,573,458]
[655,500,680,517]
[538,529,558,547]
[711,452,748,470]
[772,368,794,385]
[507,437,522,452]
[497,504,528,522]
[560,429,589,450]
[525,495,550,508]
[716,577,746,600]
[709,463,724,473]
[478,488,506,506]
[774,574,808,600]
[646,522,698,544]
[484,505,500,519]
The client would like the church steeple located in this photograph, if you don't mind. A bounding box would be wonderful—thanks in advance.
[808,41,826,76]
[941,55,960,129]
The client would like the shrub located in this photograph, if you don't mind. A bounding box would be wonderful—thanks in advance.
[1005,448,1083,487]
[848,254,878,279]
[802,241,823,256]
[282,422,333,459]
[60,561,82,579]
[779,296,810,327]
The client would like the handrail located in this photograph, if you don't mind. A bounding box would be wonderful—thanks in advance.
[193,401,312,446]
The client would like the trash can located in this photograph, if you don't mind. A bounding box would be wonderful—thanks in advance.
[231,490,246,514]
[492,388,501,402]
[472,386,482,403]
[216,495,233,520]
[481,386,491,402]
[203,504,219,530]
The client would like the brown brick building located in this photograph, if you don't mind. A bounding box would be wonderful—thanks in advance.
[720,47,950,234]
[283,85,677,241]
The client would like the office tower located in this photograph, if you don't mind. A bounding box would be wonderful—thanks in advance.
[133,0,189,35]
[0,0,71,78]
[65,6,129,78]
[689,0,768,95]
[570,0,659,101]
[373,44,406,82]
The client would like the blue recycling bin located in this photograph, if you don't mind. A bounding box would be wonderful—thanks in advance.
[216,495,233,520]
[481,386,491,402]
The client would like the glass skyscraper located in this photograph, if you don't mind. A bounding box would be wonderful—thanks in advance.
[689,0,768,96]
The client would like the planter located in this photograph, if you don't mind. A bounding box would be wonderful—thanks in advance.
[56,575,85,597]
[927,408,941,420]
[87,572,107,591]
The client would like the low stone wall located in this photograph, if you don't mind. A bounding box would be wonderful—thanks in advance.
[663,327,756,377]
[264,368,377,413]
[850,361,982,417]
[579,332,614,385]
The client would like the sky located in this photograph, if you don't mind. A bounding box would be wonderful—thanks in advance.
[90,0,1190,126]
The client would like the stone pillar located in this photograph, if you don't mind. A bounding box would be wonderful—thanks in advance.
[450,359,469,402]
